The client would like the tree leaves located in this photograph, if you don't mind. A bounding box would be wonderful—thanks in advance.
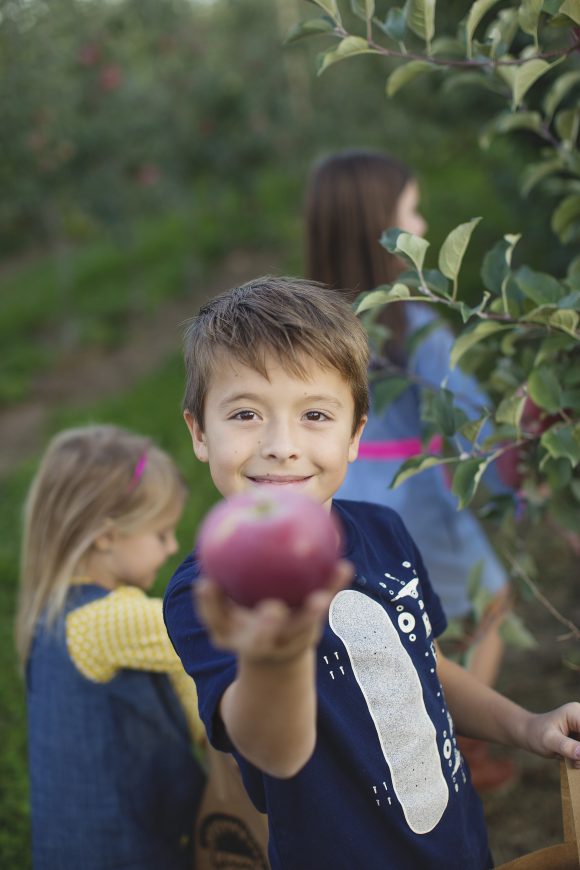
[528,366,564,412]
[466,0,504,57]
[512,58,554,109]
[438,217,481,298]
[354,283,413,314]
[404,0,436,49]
[386,60,434,96]
[450,321,511,369]
[541,423,580,465]
[318,36,377,74]
[380,227,430,271]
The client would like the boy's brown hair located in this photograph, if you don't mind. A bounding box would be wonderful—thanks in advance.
[182,276,369,434]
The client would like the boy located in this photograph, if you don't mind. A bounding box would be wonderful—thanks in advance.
[164,276,580,870]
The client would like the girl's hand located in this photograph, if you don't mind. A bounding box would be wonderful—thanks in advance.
[524,702,580,768]
[195,559,353,665]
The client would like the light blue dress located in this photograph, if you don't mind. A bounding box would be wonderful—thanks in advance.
[338,304,508,619]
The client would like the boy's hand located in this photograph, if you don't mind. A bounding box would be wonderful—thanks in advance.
[524,702,580,768]
[195,559,353,665]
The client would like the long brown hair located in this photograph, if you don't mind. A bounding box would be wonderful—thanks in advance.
[16,425,187,667]
[306,149,413,363]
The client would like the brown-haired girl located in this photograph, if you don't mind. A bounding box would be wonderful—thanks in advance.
[306,149,515,792]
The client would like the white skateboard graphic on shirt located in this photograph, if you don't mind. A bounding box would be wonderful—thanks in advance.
[329,589,449,834]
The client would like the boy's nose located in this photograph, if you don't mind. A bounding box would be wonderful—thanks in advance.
[260,421,301,460]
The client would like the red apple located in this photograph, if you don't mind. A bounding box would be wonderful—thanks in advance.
[496,395,567,489]
[196,490,343,607]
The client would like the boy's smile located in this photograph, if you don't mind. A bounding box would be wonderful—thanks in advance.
[184,352,366,511]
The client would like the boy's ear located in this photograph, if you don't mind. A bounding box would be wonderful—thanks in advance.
[348,415,367,463]
[183,410,209,463]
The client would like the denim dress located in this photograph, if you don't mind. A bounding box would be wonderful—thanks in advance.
[338,304,508,619]
[27,584,205,869]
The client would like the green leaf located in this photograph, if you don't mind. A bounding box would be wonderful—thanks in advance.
[390,454,457,489]
[528,366,564,412]
[515,264,566,305]
[373,376,410,413]
[406,317,445,356]
[467,559,484,601]
[547,308,579,337]
[386,60,434,97]
[543,70,580,122]
[351,0,376,20]
[555,106,580,144]
[499,613,537,649]
[541,423,580,464]
[438,217,482,296]
[479,111,543,148]
[459,414,490,445]
[423,269,451,296]
[311,0,342,23]
[542,455,572,489]
[380,227,405,254]
[559,0,580,24]
[451,457,490,508]
[285,17,336,43]
[518,0,544,42]
[395,232,430,272]
[552,194,580,243]
[521,158,564,196]
[382,6,407,41]
[512,58,553,109]
[404,0,436,47]
[318,36,377,75]
[481,235,521,314]
[495,390,527,426]
[442,71,507,96]
[431,388,465,437]
[355,283,412,314]
[466,0,504,57]
[450,321,511,368]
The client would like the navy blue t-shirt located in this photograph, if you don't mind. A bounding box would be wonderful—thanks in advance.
[164,499,492,870]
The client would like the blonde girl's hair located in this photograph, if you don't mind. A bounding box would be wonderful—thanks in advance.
[15,424,187,667]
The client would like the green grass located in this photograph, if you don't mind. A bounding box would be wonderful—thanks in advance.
[0,168,302,407]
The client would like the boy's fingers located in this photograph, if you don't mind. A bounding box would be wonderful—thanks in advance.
[195,578,238,643]
[557,735,580,762]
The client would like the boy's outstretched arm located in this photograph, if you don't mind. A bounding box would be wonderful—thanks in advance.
[196,560,353,779]
[437,647,580,767]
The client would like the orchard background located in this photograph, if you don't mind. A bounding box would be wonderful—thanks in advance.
[0,0,578,865]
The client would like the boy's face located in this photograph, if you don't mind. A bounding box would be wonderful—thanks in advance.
[184,352,366,512]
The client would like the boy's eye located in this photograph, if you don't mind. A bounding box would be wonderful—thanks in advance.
[232,410,257,421]
[304,410,330,422]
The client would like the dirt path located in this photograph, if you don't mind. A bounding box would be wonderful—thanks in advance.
[0,249,280,476]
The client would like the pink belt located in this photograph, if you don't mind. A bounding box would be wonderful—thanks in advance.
[357,435,443,461]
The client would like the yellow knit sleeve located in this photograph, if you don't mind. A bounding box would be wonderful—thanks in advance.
[66,586,205,743]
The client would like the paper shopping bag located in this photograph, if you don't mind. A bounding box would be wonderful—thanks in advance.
[194,744,270,870]
[496,760,579,869]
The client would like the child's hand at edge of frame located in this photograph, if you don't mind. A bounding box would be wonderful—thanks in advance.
[195,559,353,666]
[523,702,580,769]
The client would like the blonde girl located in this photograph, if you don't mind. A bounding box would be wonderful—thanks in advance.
[16,424,205,870]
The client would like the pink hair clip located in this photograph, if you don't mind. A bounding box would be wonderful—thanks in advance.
[127,449,148,492]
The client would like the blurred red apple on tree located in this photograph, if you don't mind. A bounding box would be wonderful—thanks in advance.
[197,490,342,607]
[99,64,123,92]
[496,395,567,489]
